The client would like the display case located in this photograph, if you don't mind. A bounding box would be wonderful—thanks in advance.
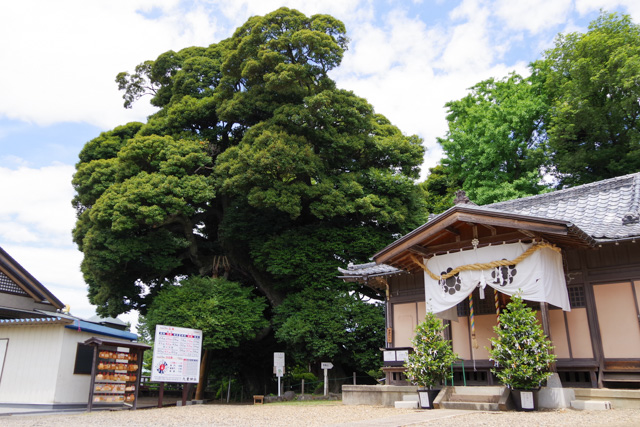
[84,338,150,411]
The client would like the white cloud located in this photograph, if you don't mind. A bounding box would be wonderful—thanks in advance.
[0,163,139,330]
[332,3,531,173]
[0,165,77,242]
[576,0,640,19]
[0,1,216,128]
[494,0,574,34]
[0,164,90,315]
[0,0,372,130]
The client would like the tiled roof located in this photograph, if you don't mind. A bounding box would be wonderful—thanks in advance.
[486,172,640,241]
[339,173,640,279]
[337,262,401,277]
[0,316,72,326]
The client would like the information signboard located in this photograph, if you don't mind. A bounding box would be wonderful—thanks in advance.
[151,325,202,383]
[274,352,285,367]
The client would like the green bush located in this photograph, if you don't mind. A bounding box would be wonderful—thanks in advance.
[404,312,458,389]
[488,295,556,390]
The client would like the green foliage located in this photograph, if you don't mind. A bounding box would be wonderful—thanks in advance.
[488,296,556,390]
[142,276,268,350]
[291,366,318,383]
[440,11,640,197]
[273,289,384,372]
[439,73,549,205]
[404,312,458,389]
[72,135,215,314]
[533,12,640,187]
[418,165,463,215]
[73,7,426,376]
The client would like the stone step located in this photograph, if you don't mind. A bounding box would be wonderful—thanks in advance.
[394,400,418,409]
[441,401,500,411]
[448,394,500,403]
[571,400,612,410]
[402,394,419,401]
[451,386,505,395]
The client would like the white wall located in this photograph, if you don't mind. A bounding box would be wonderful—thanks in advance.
[53,328,97,403]
[0,325,64,404]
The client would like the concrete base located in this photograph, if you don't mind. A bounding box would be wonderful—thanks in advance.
[571,400,612,410]
[175,401,192,406]
[538,387,576,409]
[343,384,640,410]
[395,401,419,409]
[573,388,640,409]
[342,385,418,407]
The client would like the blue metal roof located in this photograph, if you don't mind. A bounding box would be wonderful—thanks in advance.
[65,319,138,341]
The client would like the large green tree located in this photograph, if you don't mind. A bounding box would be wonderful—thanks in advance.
[533,12,640,187]
[72,7,426,384]
[418,164,463,215]
[438,73,549,205]
[438,11,640,198]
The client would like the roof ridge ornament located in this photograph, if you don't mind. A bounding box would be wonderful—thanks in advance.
[623,174,640,225]
[622,212,639,225]
[454,190,477,205]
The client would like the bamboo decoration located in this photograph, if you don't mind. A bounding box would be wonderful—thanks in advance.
[494,288,500,325]
[469,292,478,349]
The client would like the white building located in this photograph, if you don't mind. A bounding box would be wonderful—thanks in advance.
[0,246,138,411]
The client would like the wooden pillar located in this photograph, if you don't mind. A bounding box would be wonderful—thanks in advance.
[87,345,98,412]
[158,382,165,408]
[195,349,209,400]
[539,302,556,372]
[182,383,189,406]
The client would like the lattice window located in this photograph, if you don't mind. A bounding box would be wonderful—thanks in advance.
[567,285,586,308]
[456,288,500,316]
[0,271,28,296]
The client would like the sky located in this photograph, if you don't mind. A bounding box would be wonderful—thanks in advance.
[1,0,639,331]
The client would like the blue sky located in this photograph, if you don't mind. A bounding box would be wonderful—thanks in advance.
[1,0,638,329]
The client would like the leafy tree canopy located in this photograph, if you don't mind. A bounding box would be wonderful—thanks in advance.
[418,164,463,215]
[141,276,268,350]
[533,12,640,187]
[438,11,640,200]
[438,73,549,205]
[73,7,426,373]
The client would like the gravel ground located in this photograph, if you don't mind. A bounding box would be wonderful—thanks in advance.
[410,408,640,427]
[2,403,640,427]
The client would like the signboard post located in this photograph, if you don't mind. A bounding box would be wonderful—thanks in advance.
[321,362,333,396]
[151,325,202,406]
[274,352,285,397]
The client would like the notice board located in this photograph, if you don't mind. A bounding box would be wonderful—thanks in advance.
[150,325,202,383]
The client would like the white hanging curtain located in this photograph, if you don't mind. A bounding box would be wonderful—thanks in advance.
[421,242,571,314]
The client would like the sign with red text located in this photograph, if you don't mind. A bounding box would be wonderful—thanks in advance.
[151,325,202,383]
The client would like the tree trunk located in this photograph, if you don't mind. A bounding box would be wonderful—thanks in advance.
[195,349,211,400]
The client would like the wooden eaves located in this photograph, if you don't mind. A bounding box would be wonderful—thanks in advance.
[372,205,595,273]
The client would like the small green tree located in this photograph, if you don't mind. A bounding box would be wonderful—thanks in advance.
[488,295,556,390]
[405,312,458,389]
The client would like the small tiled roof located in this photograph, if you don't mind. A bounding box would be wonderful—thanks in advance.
[486,172,640,242]
[0,316,72,326]
[337,262,402,278]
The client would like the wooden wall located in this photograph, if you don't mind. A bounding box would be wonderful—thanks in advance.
[386,241,640,387]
